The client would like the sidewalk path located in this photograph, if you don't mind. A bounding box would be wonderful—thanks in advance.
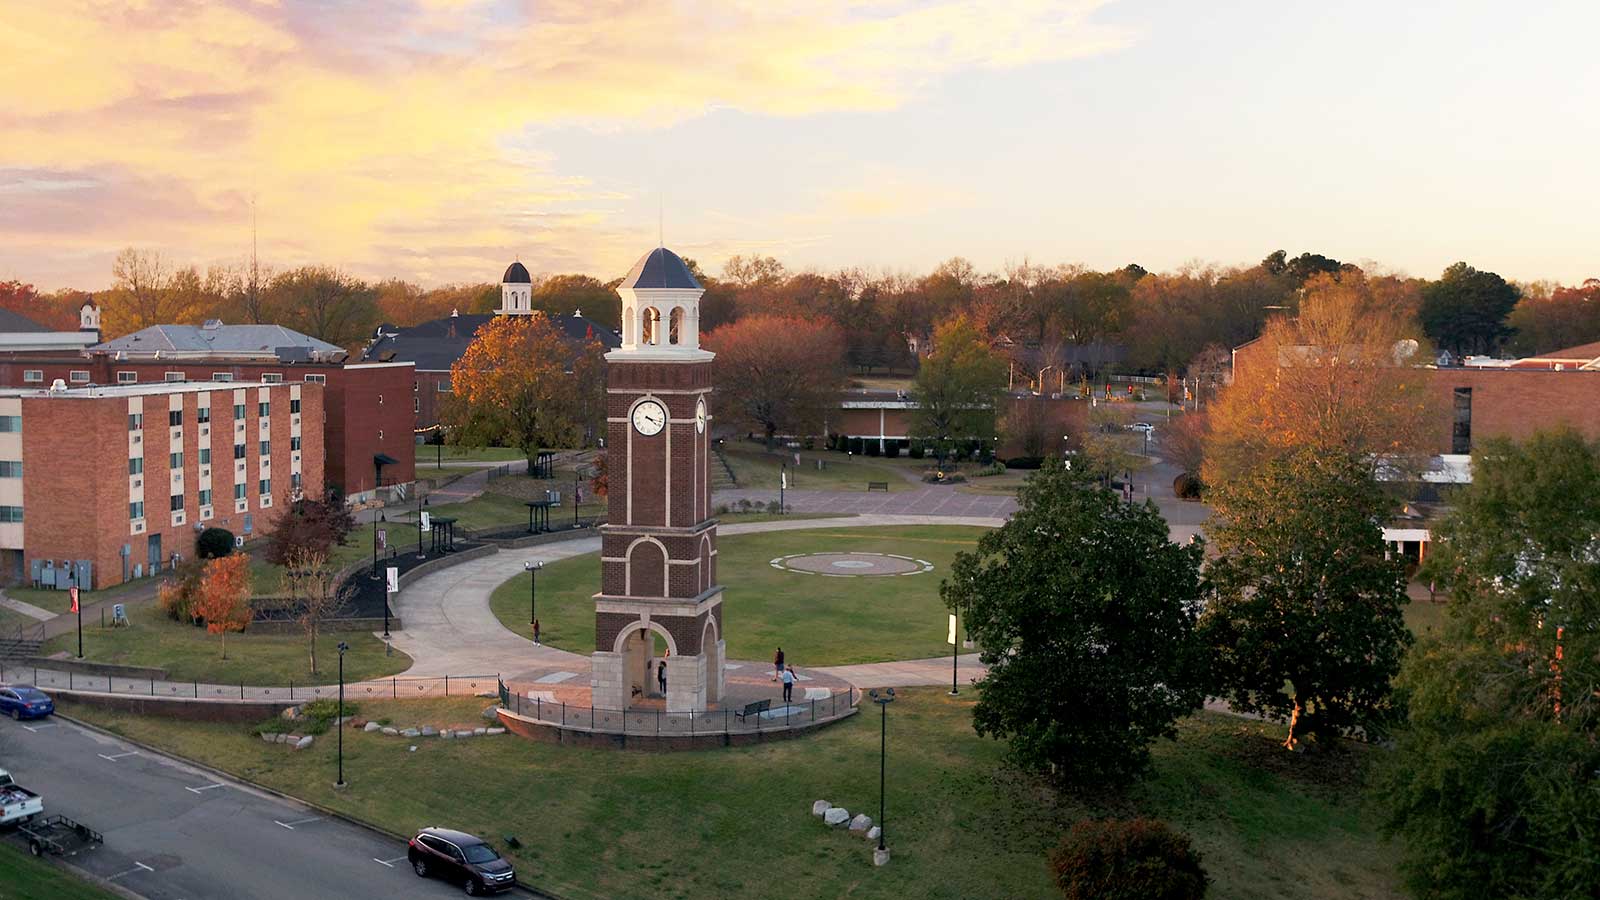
[0,593,55,621]
[814,653,987,690]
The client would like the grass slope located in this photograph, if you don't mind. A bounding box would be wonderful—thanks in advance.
[0,841,122,900]
[490,525,986,666]
[63,692,1403,900]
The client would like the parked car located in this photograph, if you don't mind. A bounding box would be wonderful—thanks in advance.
[0,685,54,721]
[1127,422,1156,434]
[408,827,516,895]
[0,768,44,827]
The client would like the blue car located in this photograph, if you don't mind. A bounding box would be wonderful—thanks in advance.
[0,685,54,720]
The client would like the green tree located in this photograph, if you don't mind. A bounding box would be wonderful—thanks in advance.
[1200,449,1411,748]
[943,460,1207,785]
[267,266,380,350]
[911,314,1006,463]
[1375,431,1600,900]
[529,274,621,326]
[1418,261,1520,357]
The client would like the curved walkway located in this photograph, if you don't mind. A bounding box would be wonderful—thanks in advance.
[388,514,1007,688]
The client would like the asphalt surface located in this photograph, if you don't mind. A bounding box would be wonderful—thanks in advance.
[0,715,470,900]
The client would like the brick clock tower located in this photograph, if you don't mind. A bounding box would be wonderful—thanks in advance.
[590,248,725,713]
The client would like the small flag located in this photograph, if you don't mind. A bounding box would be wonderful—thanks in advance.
[386,567,399,594]
[376,528,387,550]
[947,613,957,645]
[69,586,79,614]
[781,471,788,490]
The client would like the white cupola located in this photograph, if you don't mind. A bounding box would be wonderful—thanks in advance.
[497,260,533,315]
[611,247,711,361]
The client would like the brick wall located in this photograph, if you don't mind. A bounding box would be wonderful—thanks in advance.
[1427,368,1600,453]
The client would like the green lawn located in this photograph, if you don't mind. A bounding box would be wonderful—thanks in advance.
[40,603,411,685]
[722,443,917,493]
[0,840,122,900]
[491,525,986,665]
[62,692,1404,900]
[7,577,152,617]
[246,523,399,597]
[428,445,529,463]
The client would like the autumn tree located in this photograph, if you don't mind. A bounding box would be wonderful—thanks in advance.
[278,548,350,676]
[1200,449,1411,748]
[703,314,846,448]
[1375,432,1600,900]
[529,274,621,326]
[1505,278,1600,356]
[101,248,215,337]
[445,313,588,473]
[1204,270,1438,491]
[267,266,380,350]
[264,496,356,565]
[944,460,1207,785]
[1418,261,1520,357]
[194,553,253,660]
[0,280,77,330]
[1001,395,1050,460]
[910,314,1006,463]
[1163,411,1209,486]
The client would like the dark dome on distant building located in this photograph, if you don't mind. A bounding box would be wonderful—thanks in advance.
[502,261,532,284]
[620,247,701,291]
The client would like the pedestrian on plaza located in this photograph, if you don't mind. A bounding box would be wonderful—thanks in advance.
[657,660,667,695]
[781,665,795,702]
[773,646,785,681]
[532,618,541,646]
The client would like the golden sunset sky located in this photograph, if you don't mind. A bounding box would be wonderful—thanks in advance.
[3,0,1596,289]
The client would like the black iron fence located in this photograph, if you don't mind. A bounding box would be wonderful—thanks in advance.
[498,683,859,737]
[0,663,502,704]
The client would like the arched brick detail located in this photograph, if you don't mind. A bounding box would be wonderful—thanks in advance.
[626,536,667,597]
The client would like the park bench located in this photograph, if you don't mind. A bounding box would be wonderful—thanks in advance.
[866,481,889,492]
[734,698,771,723]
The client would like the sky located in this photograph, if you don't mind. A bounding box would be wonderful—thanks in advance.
[3,0,1597,291]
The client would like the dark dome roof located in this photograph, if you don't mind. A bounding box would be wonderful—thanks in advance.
[502,261,532,284]
[620,248,701,291]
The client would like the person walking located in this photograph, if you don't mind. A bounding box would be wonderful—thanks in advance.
[781,665,795,703]
[657,660,667,695]
[773,647,785,682]
[532,618,541,646]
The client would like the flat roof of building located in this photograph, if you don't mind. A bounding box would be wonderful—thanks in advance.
[0,380,305,400]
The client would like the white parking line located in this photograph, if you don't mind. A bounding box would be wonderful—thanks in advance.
[21,723,57,732]
[106,861,156,880]
[373,855,409,867]
[185,783,225,794]
[274,816,323,829]
[97,750,139,761]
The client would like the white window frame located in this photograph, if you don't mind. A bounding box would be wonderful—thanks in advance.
[304,374,326,384]
[261,373,283,383]
[69,370,90,384]
[22,370,42,383]
[117,371,137,384]
[212,372,234,382]
[164,372,185,382]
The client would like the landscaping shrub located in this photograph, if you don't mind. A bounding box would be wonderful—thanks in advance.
[909,440,926,459]
[157,558,207,623]
[1050,818,1209,900]
[714,504,730,515]
[765,500,782,514]
[196,527,235,559]
[974,461,1006,477]
[1173,473,1203,500]
[885,441,900,458]
[301,697,361,734]
[866,441,880,457]
[1006,457,1045,470]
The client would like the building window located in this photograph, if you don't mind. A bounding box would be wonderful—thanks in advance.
[129,501,145,520]
[164,372,185,382]
[1451,388,1472,454]
[304,374,326,384]
[199,448,211,465]
[199,489,212,507]
[233,403,246,419]
[69,370,90,384]
[290,398,301,414]
[258,401,270,417]
[234,443,246,460]
[212,372,234,382]
[0,416,19,433]
[0,461,21,478]
[377,394,383,405]
[231,483,244,501]
[0,506,22,523]
[168,409,182,427]
[292,472,302,489]
[22,370,42,383]
[197,406,211,423]
[413,381,419,392]
[169,451,184,468]
[170,494,184,512]
[377,430,384,440]
[259,440,270,457]
[117,372,137,384]
[413,398,420,413]
[290,436,301,452]
[437,379,451,392]
[258,478,270,496]
[129,457,143,475]
[128,413,143,431]
[262,373,283,383]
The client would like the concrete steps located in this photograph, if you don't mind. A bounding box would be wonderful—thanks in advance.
[712,447,738,489]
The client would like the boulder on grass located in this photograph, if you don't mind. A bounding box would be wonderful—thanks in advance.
[811,800,832,817]
[823,807,850,827]
[381,727,399,736]
[485,727,505,736]
[294,735,314,750]
[849,814,872,833]
[363,721,381,733]
[866,826,882,842]
[420,726,437,737]
[401,728,420,738]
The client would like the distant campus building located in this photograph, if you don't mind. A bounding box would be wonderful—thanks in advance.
[361,261,621,434]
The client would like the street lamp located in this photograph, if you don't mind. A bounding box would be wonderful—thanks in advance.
[335,640,349,788]
[372,511,386,580]
[779,462,786,515]
[949,605,959,696]
[524,560,542,625]
[869,687,896,864]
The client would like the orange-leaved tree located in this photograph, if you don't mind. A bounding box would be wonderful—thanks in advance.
[445,313,592,475]
[193,553,253,660]
[704,314,846,448]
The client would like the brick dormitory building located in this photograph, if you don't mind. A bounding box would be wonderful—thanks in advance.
[0,378,322,589]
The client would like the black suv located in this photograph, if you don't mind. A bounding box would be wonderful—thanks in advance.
[408,827,516,895]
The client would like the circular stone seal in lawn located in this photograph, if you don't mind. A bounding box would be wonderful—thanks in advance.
[770,552,934,577]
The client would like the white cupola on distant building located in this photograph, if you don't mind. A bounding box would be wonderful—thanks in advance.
[79,298,101,335]
[497,260,533,315]
[612,247,710,360]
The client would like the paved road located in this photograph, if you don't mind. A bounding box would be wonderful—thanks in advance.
[0,716,464,900]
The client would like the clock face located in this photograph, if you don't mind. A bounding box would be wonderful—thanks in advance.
[695,398,707,434]
[631,400,666,436]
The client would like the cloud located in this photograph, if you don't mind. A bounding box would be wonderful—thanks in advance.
[0,0,1132,288]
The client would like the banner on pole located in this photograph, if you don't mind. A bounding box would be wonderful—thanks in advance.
[781,471,788,490]
[376,528,387,550]
[947,613,957,645]
[386,567,399,594]
[420,511,431,531]
[69,585,79,614]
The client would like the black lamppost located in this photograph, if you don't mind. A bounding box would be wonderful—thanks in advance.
[416,494,428,559]
[949,605,959,696]
[71,569,82,659]
[335,640,349,788]
[573,469,581,528]
[372,512,386,580]
[524,560,542,625]
[779,461,786,514]
[869,688,895,860]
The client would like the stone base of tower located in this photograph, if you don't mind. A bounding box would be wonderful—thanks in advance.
[589,651,630,711]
